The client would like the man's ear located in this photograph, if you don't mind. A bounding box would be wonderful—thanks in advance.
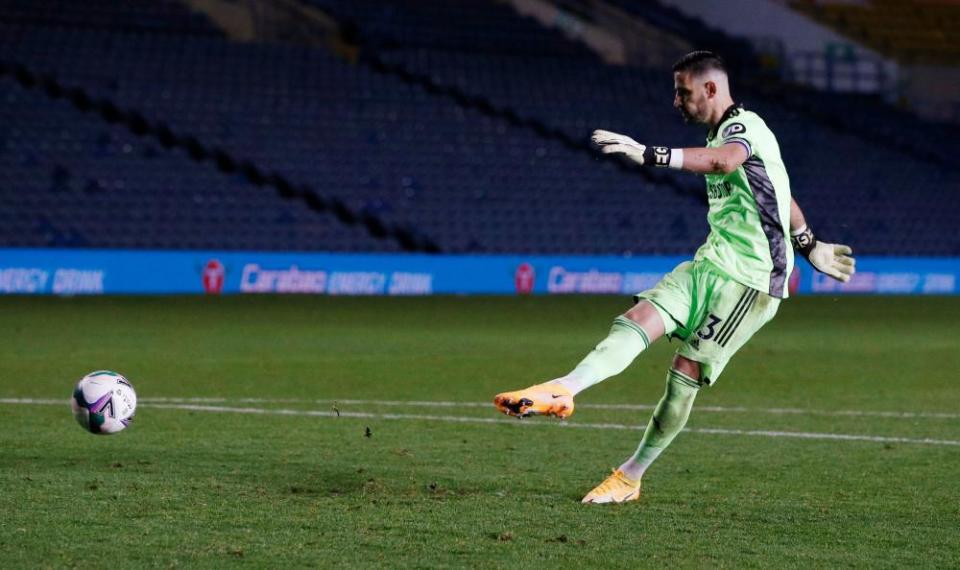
[704,80,718,99]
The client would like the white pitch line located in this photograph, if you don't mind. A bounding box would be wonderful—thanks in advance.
[135,396,960,420]
[3,398,959,447]
[1,398,68,405]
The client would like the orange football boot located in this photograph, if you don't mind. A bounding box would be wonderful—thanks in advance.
[493,382,574,419]
[581,470,641,504]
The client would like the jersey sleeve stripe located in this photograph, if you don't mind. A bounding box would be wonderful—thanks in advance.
[723,137,752,157]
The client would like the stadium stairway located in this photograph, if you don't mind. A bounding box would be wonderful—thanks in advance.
[298,0,708,198]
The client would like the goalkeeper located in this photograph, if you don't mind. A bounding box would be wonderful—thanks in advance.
[493,51,855,504]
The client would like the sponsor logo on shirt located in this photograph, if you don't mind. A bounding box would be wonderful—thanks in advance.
[721,122,746,139]
[707,181,734,200]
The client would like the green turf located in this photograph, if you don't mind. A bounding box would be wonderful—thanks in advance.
[1,295,958,568]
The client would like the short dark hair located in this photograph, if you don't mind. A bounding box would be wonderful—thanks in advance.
[672,51,726,75]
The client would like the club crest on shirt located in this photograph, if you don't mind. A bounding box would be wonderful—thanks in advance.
[721,122,746,139]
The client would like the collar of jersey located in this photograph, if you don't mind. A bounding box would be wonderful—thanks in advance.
[707,103,744,141]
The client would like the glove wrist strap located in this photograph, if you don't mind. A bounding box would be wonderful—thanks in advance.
[641,146,683,169]
[790,224,816,259]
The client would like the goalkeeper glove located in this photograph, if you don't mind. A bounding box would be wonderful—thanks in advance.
[791,225,855,283]
[591,129,683,169]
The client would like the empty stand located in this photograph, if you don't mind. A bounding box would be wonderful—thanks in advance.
[791,0,960,66]
[0,0,956,255]
[0,78,399,251]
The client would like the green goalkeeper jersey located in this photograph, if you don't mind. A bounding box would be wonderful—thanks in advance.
[694,104,794,298]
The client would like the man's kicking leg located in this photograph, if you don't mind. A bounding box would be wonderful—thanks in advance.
[493,301,669,419]
[579,284,780,504]
[581,355,701,504]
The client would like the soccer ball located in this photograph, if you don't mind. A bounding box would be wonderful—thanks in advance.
[71,370,137,435]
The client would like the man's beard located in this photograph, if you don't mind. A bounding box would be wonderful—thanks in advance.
[678,107,694,123]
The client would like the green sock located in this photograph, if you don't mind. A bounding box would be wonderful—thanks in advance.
[551,316,650,395]
[619,369,700,480]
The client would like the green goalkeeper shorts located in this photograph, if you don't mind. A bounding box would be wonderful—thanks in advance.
[634,260,780,385]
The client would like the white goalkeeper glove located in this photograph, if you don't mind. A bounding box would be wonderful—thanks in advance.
[592,129,647,164]
[792,225,856,283]
[591,129,682,168]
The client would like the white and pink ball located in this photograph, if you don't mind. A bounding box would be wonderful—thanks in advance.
[71,371,137,435]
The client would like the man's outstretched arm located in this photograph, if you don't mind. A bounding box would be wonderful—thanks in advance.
[591,129,856,283]
[789,198,856,283]
[591,129,748,175]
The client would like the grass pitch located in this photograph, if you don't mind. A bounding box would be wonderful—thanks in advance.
[1,295,958,568]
